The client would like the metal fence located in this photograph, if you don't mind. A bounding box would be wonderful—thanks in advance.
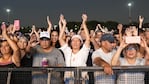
[0,66,149,84]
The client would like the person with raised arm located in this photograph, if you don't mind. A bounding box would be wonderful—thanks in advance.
[26,24,65,84]
[0,23,21,84]
[59,14,90,84]
[111,37,149,84]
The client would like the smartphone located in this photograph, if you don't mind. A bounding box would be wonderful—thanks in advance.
[125,36,140,44]
[14,20,20,31]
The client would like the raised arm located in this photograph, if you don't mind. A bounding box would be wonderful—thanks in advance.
[111,39,127,66]
[59,14,67,46]
[90,36,100,50]
[2,26,20,67]
[139,37,149,65]
[47,16,52,33]
[139,16,144,29]
[97,24,107,33]
[81,14,90,47]
[117,24,123,43]
[32,25,40,41]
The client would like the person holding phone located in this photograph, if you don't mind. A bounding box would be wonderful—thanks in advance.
[111,37,149,84]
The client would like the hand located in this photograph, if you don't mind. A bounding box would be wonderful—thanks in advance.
[103,65,113,75]
[1,24,7,38]
[61,18,67,26]
[7,24,14,33]
[140,37,147,48]
[97,24,102,28]
[82,14,87,22]
[32,25,36,32]
[47,16,52,28]
[119,38,128,49]
[139,16,144,23]
[125,28,132,36]
[59,14,66,26]
[132,26,138,36]
[60,14,64,21]
[117,24,123,32]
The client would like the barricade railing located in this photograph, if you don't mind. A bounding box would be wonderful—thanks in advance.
[0,66,149,84]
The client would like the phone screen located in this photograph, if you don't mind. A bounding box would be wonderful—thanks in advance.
[14,20,20,31]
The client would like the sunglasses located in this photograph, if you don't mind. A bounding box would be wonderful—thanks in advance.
[126,47,137,51]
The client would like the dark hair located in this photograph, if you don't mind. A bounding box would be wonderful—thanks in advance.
[50,30,59,36]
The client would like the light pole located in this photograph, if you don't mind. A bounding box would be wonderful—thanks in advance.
[6,8,11,22]
[128,3,132,23]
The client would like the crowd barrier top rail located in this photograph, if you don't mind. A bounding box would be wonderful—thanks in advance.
[0,66,149,72]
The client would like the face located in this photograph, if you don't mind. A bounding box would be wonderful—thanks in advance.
[51,31,59,43]
[0,41,12,55]
[125,48,137,59]
[17,38,28,50]
[90,30,95,36]
[40,39,50,49]
[114,34,120,41]
[30,34,37,41]
[145,31,149,39]
[95,31,102,38]
[71,38,82,50]
[70,32,75,37]
[102,41,115,52]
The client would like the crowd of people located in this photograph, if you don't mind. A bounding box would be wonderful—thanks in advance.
[0,14,149,84]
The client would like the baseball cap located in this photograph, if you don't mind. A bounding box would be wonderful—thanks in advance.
[40,32,50,40]
[71,35,83,44]
[100,33,115,43]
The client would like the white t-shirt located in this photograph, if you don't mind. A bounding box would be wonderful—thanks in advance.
[92,48,116,65]
[60,44,90,66]
[60,44,90,78]
[92,48,116,84]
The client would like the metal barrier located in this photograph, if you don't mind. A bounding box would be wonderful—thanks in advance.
[0,66,149,84]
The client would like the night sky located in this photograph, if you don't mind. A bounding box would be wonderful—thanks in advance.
[0,0,149,27]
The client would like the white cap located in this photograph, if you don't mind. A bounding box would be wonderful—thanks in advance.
[71,35,83,44]
[40,32,50,39]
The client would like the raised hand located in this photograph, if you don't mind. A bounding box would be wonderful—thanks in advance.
[47,16,52,28]
[59,14,65,31]
[139,16,144,23]
[61,18,67,26]
[117,24,123,33]
[32,25,36,32]
[132,27,138,36]
[60,14,64,21]
[139,16,144,28]
[82,14,87,22]
[140,37,147,48]
[119,38,128,49]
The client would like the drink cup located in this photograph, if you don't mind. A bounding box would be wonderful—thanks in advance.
[42,58,48,67]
